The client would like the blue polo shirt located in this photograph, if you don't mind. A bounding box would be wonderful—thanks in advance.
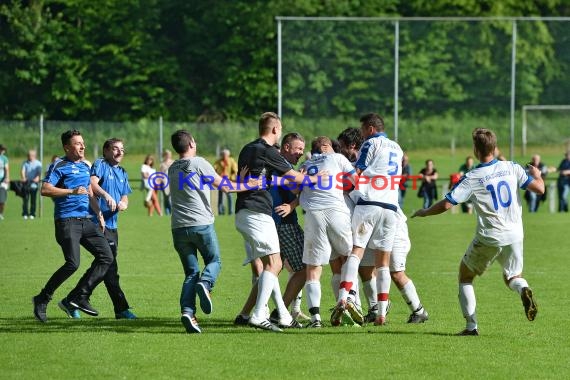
[44,158,91,220]
[90,157,132,229]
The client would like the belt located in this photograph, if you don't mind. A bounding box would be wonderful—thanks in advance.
[356,198,397,212]
[55,216,91,222]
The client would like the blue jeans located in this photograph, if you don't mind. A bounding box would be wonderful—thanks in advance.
[172,224,222,315]
[558,182,570,212]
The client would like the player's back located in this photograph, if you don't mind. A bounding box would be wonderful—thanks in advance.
[451,159,531,245]
[300,152,354,211]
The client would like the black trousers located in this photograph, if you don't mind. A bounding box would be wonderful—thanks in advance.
[99,228,130,313]
[40,218,113,302]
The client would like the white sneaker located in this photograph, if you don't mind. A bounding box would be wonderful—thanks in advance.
[291,310,311,321]
[30,215,35,220]
[249,315,282,332]
[23,216,28,220]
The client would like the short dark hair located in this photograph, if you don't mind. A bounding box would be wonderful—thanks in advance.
[171,129,194,154]
[61,129,81,146]
[331,139,341,154]
[281,132,304,147]
[258,112,280,135]
[472,128,497,157]
[103,138,124,151]
[337,127,363,150]
[360,113,385,132]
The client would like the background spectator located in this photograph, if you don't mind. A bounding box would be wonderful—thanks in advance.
[419,159,438,209]
[557,151,570,212]
[0,144,10,220]
[213,149,238,215]
[21,149,42,219]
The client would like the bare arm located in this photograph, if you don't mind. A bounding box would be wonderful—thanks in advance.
[41,181,87,198]
[526,165,545,195]
[412,199,453,218]
[90,176,117,212]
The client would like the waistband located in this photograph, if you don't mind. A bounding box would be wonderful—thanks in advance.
[55,216,91,222]
[356,198,397,212]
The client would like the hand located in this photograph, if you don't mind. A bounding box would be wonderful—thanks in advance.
[275,203,292,218]
[411,209,426,218]
[117,201,128,211]
[239,165,250,180]
[72,186,88,195]
[105,195,117,212]
[246,176,263,189]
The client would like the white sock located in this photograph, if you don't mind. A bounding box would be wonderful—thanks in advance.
[459,282,477,330]
[362,279,378,311]
[252,271,275,321]
[400,280,423,313]
[376,266,391,316]
[305,280,321,313]
[339,254,360,302]
[508,277,529,295]
[331,273,341,300]
[272,274,291,324]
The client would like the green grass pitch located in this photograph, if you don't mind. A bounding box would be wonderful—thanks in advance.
[1,179,569,378]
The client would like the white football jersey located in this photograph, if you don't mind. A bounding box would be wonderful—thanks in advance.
[300,152,355,211]
[446,159,533,245]
[352,132,403,206]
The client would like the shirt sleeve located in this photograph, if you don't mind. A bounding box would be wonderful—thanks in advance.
[355,140,373,171]
[265,147,293,175]
[514,163,532,189]
[199,158,218,178]
[446,176,472,205]
[91,159,103,179]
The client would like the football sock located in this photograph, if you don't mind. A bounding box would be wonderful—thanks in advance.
[400,280,423,313]
[459,282,477,330]
[305,280,321,316]
[252,271,275,320]
[508,277,529,295]
[339,254,360,302]
[362,279,378,311]
[272,273,291,323]
[376,266,391,316]
[290,272,303,313]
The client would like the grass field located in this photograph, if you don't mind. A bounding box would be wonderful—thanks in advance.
[1,152,569,379]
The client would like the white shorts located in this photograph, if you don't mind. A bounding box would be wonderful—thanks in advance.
[235,209,280,265]
[462,238,524,279]
[360,217,411,271]
[352,205,397,252]
[303,208,352,266]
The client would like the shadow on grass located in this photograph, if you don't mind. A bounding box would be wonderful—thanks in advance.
[0,317,457,336]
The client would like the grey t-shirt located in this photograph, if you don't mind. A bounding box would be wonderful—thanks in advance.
[169,156,217,229]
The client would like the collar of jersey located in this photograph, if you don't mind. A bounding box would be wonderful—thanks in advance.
[475,158,498,168]
[365,132,387,140]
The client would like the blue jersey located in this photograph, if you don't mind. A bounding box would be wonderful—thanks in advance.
[90,157,132,229]
[43,158,91,219]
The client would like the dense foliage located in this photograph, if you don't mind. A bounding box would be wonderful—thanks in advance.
[0,0,568,121]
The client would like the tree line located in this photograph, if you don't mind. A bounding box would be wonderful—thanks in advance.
[0,0,568,122]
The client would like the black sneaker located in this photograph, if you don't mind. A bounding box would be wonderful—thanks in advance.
[521,287,538,321]
[58,298,81,319]
[32,295,48,323]
[457,328,479,336]
[69,298,99,316]
[407,309,429,324]
[269,309,280,324]
[306,319,323,328]
[279,318,303,329]
[234,314,250,326]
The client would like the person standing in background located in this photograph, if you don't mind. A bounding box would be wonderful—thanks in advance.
[458,156,475,213]
[0,144,10,220]
[159,149,174,216]
[141,155,162,216]
[21,149,42,220]
[214,149,238,215]
[419,159,438,209]
[557,151,570,212]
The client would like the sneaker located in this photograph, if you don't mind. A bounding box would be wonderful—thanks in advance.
[407,309,429,324]
[345,298,364,325]
[32,295,48,322]
[58,298,81,319]
[23,215,28,220]
[330,302,345,327]
[364,306,379,323]
[457,328,479,336]
[269,309,280,324]
[341,310,361,327]
[30,215,35,220]
[279,318,303,329]
[521,287,538,321]
[249,316,283,332]
[234,314,250,326]
[306,319,323,328]
[196,281,212,315]
[374,315,387,326]
[115,309,137,320]
[291,310,311,321]
[69,298,99,316]
[181,313,201,333]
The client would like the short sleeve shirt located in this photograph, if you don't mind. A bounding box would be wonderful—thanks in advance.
[90,158,132,229]
[236,138,292,215]
[43,158,91,219]
[446,159,532,245]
